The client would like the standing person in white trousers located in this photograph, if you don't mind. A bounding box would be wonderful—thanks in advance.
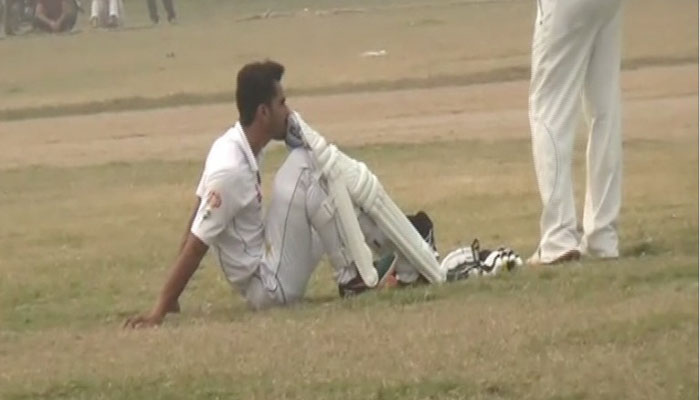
[528,0,624,265]
[90,0,124,27]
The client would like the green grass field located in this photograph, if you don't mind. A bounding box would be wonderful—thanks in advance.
[0,0,698,399]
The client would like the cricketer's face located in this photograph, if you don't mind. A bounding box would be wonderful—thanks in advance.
[267,81,290,141]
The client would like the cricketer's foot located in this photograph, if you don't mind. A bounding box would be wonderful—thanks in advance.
[338,254,396,298]
[526,249,581,266]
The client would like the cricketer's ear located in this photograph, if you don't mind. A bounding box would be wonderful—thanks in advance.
[255,102,271,124]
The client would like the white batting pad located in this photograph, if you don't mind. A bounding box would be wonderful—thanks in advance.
[290,112,446,284]
[339,153,446,283]
[291,113,378,287]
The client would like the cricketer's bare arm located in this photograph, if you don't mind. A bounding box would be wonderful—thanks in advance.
[179,198,201,252]
[123,233,208,328]
[163,198,202,314]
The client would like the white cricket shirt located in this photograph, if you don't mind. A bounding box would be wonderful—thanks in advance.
[191,122,264,289]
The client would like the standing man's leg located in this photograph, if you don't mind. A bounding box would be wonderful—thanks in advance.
[3,0,11,35]
[145,0,157,23]
[89,0,103,27]
[581,2,623,258]
[4,0,22,35]
[528,0,599,263]
[161,0,174,22]
[107,0,121,26]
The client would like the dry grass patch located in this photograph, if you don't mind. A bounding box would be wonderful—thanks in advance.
[0,0,695,113]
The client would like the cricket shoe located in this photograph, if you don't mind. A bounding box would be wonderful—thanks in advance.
[338,210,438,297]
[338,254,397,298]
[526,249,581,266]
[407,210,437,254]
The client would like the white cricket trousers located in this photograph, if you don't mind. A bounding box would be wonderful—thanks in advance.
[529,0,623,261]
[91,0,123,21]
[244,148,358,309]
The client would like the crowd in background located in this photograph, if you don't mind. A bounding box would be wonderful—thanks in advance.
[1,0,176,35]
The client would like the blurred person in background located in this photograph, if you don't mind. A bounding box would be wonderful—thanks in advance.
[146,0,174,24]
[33,0,77,33]
[90,0,124,28]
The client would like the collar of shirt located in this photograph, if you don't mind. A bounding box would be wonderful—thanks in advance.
[230,122,260,175]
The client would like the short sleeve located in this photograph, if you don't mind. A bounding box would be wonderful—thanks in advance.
[190,170,245,245]
[195,170,206,198]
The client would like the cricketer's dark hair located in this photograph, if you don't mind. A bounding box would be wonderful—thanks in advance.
[236,60,285,126]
